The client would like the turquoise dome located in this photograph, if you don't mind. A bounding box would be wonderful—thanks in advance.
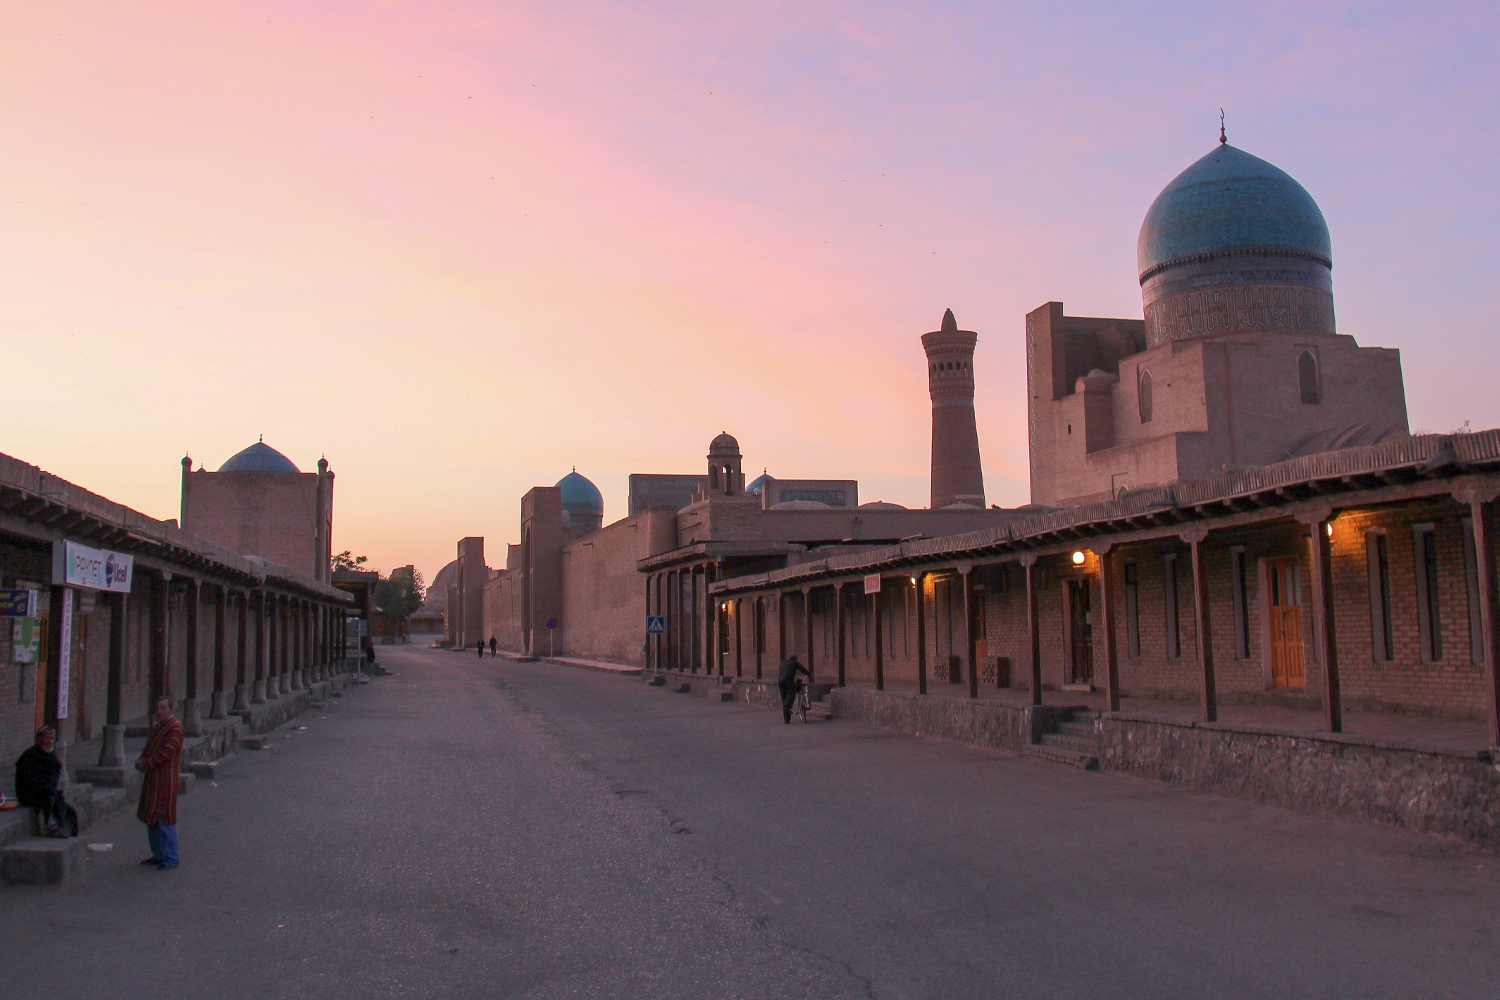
[219,441,299,473]
[1137,144,1331,282]
[747,472,772,495]
[556,470,603,513]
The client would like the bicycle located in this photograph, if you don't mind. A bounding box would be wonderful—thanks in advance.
[795,679,811,723]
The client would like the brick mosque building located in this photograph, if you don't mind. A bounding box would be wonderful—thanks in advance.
[446,136,1500,827]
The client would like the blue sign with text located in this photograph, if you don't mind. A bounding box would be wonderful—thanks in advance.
[0,589,37,617]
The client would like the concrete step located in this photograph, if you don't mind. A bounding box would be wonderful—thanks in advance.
[1,836,89,886]
[806,706,833,721]
[1041,732,1098,754]
[1024,743,1099,770]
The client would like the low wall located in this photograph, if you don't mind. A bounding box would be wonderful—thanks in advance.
[1097,714,1500,843]
[831,687,1060,751]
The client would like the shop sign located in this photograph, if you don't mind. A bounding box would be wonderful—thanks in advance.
[52,540,133,592]
[57,591,73,719]
[0,589,38,617]
[10,618,40,663]
[863,573,882,595]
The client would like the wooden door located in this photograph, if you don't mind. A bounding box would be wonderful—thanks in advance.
[1068,579,1094,685]
[1267,558,1305,688]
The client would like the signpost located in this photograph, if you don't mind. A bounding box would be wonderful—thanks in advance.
[546,618,557,658]
[646,616,665,634]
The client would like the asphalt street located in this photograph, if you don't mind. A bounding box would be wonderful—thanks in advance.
[4,644,1498,999]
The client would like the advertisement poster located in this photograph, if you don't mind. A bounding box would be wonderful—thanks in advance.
[0,589,38,617]
[11,618,40,663]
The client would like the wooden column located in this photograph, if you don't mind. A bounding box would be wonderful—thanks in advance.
[1466,494,1500,747]
[251,591,265,702]
[777,592,787,663]
[106,591,127,726]
[959,565,977,700]
[150,572,169,705]
[234,592,249,710]
[1182,532,1217,722]
[184,579,200,705]
[803,588,815,682]
[836,584,847,688]
[1023,555,1042,706]
[210,585,227,717]
[754,598,763,680]
[1303,511,1343,732]
[734,598,743,678]
[915,574,928,695]
[690,566,701,674]
[873,582,885,691]
[1093,546,1122,714]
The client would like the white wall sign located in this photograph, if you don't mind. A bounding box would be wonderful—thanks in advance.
[52,540,133,592]
[57,590,73,719]
[864,573,882,595]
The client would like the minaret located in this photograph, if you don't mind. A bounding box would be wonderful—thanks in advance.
[923,309,985,508]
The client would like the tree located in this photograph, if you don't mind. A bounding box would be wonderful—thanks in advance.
[332,550,368,573]
[374,567,426,641]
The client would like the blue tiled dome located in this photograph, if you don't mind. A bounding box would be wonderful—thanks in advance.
[218,441,300,473]
[1138,144,1331,282]
[555,470,603,513]
[747,472,773,495]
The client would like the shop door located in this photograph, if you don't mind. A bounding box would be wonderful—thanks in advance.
[1068,579,1094,685]
[1267,558,1305,688]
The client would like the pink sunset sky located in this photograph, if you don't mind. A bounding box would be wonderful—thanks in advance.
[3,2,1497,585]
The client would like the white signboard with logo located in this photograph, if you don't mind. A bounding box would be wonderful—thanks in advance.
[52,541,133,593]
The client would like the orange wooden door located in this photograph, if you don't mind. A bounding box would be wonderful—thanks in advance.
[1267,558,1305,688]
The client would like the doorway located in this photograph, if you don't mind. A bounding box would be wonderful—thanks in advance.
[1066,578,1094,686]
[1266,558,1305,688]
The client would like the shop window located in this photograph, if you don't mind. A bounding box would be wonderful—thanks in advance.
[1163,552,1180,658]
[1232,547,1252,659]
[1138,369,1154,423]
[1124,562,1140,657]
[1298,351,1321,404]
[1412,524,1442,662]
[1366,531,1394,662]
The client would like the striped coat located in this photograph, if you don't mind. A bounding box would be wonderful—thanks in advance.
[136,716,183,825]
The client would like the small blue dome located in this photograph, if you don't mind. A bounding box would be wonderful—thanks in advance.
[555,471,603,513]
[747,472,773,495]
[1138,144,1331,281]
[218,442,300,473]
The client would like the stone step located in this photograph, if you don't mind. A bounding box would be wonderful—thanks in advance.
[1,836,90,886]
[1054,721,1098,738]
[648,676,667,687]
[1041,732,1098,754]
[1024,743,1099,770]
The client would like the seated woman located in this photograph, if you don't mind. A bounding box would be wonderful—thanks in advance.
[14,726,77,838]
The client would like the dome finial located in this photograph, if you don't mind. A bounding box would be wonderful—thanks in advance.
[941,308,957,333]
[1219,108,1226,144]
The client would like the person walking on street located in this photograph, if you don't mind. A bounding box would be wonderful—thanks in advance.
[135,694,184,870]
[14,726,78,838]
[777,654,812,724]
[489,636,497,657]
[476,638,484,658]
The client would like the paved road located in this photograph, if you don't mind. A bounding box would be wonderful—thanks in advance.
[5,646,1498,999]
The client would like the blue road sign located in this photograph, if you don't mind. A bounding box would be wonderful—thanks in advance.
[546,618,558,629]
[646,615,666,634]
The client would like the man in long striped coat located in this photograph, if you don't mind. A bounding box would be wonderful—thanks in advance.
[135,694,184,870]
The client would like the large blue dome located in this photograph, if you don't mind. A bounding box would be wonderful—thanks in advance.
[218,441,300,473]
[555,471,603,513]
[1137,144,1331,282]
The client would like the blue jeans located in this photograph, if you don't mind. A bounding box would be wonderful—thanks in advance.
[147,821,179,868]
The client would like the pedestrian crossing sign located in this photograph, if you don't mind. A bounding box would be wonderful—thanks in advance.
[646,615,666,634]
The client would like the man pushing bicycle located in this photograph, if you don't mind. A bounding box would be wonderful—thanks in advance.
[777,654,811,724]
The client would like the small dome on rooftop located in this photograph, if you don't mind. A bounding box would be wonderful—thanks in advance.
[555,470,603,513]
[747,471,773,495]
[770,500,831,510]
[709,432,740,455]
[218,441,300,474]
[859,501,907,510]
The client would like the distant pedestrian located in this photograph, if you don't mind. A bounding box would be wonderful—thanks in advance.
[14,726,77,838]
[476,638,484,658]
[777,654,812,724]
[135,695,184,870]
[489,637,497,657]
